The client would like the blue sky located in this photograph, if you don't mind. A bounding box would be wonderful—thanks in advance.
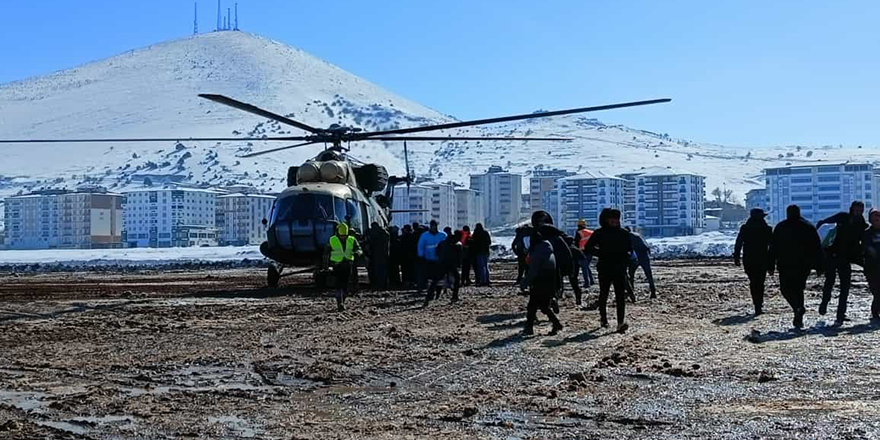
[1,1,878,147]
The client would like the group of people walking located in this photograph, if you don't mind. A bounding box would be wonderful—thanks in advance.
[734,201,880,328]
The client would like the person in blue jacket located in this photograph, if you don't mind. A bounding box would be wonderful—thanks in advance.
[418,220,448,307]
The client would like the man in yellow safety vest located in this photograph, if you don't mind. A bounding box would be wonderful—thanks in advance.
[328,222,362,312]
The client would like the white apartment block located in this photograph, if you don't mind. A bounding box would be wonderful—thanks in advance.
[455,188,485,229]
[3,190,124,250]
[469,166,522,227]
[618,172,642,228]
[745,188,769,212]
[634,167,706,237]
[559,172,625,234]
[426,183,457,229]
[216,193,274,246]
[123,188,220,248]
[765,163,874,225]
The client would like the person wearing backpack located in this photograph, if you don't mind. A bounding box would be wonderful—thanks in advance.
[816,201,867,323]
[584,208,633,333]
[529,211,574,313]
[521,216,564,336]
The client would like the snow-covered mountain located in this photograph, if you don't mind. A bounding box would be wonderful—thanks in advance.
[1,31,879,215]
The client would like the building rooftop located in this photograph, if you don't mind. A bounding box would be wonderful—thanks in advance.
[626,166,704,178]
[763,161,873,171]
[559,171,624,181]
[217,193,276,199]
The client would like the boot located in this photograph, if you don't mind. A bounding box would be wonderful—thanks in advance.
[793,308,805,329]
[818,301,828,316]
[754,305,763,316]
[600,313,609,328]
[548,321,564,336]
[522,323,534,336]
[617,322,629,334]
[650,290,657,300]
[551,299,560,314]
[336,296,345,313]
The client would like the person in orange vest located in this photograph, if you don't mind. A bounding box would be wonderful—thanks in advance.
[574,219,595,289]
[327,222,362,312]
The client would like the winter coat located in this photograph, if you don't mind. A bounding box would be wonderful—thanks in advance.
[819,212,867,265]
[862,226,880,271]
[629,232,650,259]
[525,237,557,286]
[769,217,822,272]
[470,229,491,255]
[534,224,574,277]
[438,236,463,270]
[512,226,530,258]
[369,226,390,262]
[734,217,772,268]
[584,226,633,270]
[417,231,448,262]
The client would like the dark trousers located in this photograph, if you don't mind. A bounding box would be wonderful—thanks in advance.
[779,268,810,313]
[401,258,415,285]
[822,257,853,319]
[424,261,444,302]
[370,258,388,290]
[461,252,472,285]
[598,265,628,325]
[474,254,490,285]
[388,258,401,286]
[744,264,767,311]
[516,256,527,282]
[526,277,562,329]
[565,271,583,305]
[628,256,656,295]
[865,269,880,318]
[333,261,352,303]
[416,258,428,290]
[580,254,594,288]
[445,268,461,301]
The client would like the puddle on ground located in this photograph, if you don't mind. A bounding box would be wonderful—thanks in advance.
[208,415,259,438]
[0,390,48,412]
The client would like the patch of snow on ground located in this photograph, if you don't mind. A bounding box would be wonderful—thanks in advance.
[0,246,263,266]
[648,231,737,259]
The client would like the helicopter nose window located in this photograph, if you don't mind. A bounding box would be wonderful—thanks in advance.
[272,194,342,224]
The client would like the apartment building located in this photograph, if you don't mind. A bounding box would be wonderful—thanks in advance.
[529,168,575,213]
[3,190,124,250]
[558,172,625,234]
[745,188,769,212]
[123,188,220,248]
[469,166,522,227]
[454,188,485,229]
[216,193,275,246]
[633,167,706,237]
[764,163,874,225]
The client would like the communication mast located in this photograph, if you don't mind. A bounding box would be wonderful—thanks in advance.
[234,3,239,31]
[215,0,221,31]
[193,3,198,35]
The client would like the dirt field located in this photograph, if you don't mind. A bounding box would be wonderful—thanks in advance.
[2,260,880,439]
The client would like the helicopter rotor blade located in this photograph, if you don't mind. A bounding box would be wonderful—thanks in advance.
[363,136,572,142]
[356,98,671,138]
[239,141,320,158]
[199,94,322,134]
[0,136,311,144]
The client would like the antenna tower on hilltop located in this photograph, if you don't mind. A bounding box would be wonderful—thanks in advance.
[193,2,198,35]
[215,0,221,31]
[227,8,231,30]
[234,3,239,30]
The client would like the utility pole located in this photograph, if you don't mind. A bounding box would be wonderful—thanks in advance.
[227,8,231,30]
[193,2,198,35]
[216,0,221,31]
[234,3,239,31]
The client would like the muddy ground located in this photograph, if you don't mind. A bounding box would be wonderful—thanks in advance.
[1,260,880,439]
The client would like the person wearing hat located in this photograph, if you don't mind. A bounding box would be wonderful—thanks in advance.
[327,222,362,312]
[734,208,774,315]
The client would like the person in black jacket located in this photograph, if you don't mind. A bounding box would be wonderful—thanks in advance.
[862,208,880,321]
[368,222,390,290]
[399,225,417,287]
[529,211,575,313]
[768,205,823,329]
[521,225,564,336]
[584,208,633,333]
[388,226,402,287]
[625,227,656,300]
[512,225,530,285]
[438,230,463,303]
[734,208,773,315]
[816,201,867,322]
[471,223,492,286]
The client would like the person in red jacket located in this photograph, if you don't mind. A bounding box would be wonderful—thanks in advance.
[574,219,595,289]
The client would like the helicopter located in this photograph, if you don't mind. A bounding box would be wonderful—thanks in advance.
[0,94,670,287]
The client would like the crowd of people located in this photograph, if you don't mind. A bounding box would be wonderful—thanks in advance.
[324,209,659,335]
[734,201,880,329]
[327,200,880,335]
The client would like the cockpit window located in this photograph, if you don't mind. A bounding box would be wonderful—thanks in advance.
[271,194,343,224]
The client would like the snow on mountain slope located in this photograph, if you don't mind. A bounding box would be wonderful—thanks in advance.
[1,30,879,223]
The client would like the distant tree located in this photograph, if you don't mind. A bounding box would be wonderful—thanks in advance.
[806,151,813,157]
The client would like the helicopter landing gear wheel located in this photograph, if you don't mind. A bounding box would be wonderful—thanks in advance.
[267,265,281,288]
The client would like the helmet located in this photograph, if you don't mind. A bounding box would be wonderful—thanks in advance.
[337,222,349,236]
